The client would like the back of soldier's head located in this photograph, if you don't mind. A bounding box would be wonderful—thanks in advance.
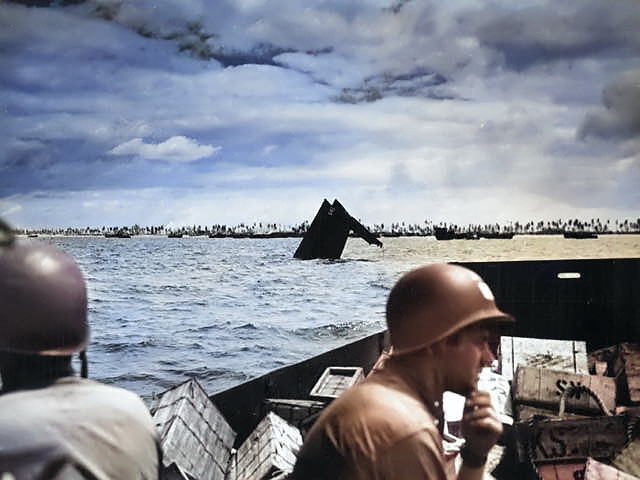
[0,219,89,389]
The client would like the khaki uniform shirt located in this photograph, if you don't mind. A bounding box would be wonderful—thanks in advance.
[290,366,452,480]
[0,377,160,480]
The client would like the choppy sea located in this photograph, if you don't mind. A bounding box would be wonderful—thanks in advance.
[39,234,639,403]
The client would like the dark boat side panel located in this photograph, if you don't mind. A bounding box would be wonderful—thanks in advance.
[459,258,640,350]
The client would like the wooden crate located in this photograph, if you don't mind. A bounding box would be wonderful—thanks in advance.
[500,336,588,381]
[515,415,631,465]
[153,378,236,480]
[228,412,302,480]
[264,398,326,430]
[514,366,617,414]
[309,366,364,400]
[585,457,640,480]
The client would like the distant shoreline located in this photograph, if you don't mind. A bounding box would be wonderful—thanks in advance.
[10,217,640,239]
[14,230,640,239]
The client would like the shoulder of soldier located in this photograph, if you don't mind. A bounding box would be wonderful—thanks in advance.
[324,375,433,432]
[58,377,153,417]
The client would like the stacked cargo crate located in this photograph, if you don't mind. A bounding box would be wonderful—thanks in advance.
[503,337,640,480]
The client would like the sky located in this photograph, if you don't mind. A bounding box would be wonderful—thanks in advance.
[1,0,639,230]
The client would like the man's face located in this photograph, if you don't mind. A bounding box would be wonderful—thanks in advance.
[445,325,496,396]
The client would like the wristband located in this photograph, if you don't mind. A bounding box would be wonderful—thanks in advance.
[460,445,487,468]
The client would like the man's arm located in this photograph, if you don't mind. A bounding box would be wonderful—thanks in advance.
[457,390,502,480]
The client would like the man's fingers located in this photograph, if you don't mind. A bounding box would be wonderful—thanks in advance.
[463,390,492,414]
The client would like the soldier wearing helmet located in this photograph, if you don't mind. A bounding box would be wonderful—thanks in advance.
[0,219,160,480]
[291,263,514,480]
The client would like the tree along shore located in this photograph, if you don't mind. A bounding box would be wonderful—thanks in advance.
[13,217,640,238]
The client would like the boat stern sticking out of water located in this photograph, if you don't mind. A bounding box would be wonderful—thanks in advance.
[293,199,382,260]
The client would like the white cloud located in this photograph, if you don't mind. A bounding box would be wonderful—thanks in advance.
[108,136,220,162]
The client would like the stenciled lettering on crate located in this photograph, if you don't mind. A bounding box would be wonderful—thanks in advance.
[515,414,632,469]
[514,366,617,414]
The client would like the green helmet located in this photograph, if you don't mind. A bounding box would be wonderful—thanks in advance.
[386,263,513,356]
[0,236,89,355]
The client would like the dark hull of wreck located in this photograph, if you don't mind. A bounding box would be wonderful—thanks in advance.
[211,257,640,445]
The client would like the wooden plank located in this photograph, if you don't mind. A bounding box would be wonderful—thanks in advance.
[153,378,236,480]
[585,457,640,480]
[229,412,302,480]
[513,366,617,414]
[500,336,588,382]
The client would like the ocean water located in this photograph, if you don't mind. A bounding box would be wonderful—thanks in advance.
[41,234,639,403]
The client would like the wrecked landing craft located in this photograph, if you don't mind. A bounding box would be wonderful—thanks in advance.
[293,199,382,260]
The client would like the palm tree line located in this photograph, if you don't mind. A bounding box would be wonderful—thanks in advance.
[13,217,640,237]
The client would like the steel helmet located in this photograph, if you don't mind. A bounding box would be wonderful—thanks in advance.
[0,237,89,355]
[386,263,513,356]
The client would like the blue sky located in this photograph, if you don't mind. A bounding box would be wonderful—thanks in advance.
[1,0,639,229]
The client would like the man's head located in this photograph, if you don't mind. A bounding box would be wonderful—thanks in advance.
[0,231,88,357]
[386,263,513,357]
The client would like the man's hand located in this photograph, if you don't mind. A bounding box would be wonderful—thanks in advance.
[459,390,502,464]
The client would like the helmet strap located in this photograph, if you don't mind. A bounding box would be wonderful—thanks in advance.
[79,349,88,378]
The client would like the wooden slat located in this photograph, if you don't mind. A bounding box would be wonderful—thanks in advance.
[513,366,617,414]
[500,336,588,381]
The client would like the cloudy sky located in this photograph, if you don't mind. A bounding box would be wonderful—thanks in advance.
[1,0,639,229]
